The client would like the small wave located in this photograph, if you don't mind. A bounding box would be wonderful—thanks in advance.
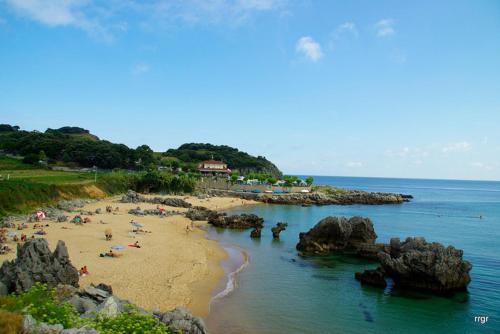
[211,249,249,301]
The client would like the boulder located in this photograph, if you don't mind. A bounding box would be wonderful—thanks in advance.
[250,227,262,238]
[377,237,472,293]
[121,190,192,208]
[96,296,122,317]
[208,213,264,229]
[271,222,288,239]
[157,307,208,334]
[185,206,219,221]
[296,216,377,256]
[0,239,79,293]
[355,268,387,288]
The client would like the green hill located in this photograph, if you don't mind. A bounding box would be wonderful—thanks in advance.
[164,143,282,178]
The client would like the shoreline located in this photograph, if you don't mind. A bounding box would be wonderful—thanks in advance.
[0,194,258,318]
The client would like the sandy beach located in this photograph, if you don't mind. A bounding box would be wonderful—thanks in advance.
[0,195,257,317]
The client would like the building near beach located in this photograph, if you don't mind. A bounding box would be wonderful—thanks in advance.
[198,160,231,176]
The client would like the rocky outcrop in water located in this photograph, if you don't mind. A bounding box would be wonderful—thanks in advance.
[375,237,472,293]
[250,227,262,238]
[296,216,377,256]
[207,189,409,206]
[208,213,264,229]
[121,190,192,208]
[355,268,387,288]
[297,217,472,293]
[0,239,79,294]
[271,222,288,239]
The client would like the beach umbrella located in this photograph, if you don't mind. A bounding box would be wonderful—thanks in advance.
[111,244,125,250]
[129,221,144,228]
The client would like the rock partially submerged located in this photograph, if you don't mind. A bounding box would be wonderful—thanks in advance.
[208,213,264,229]
[376,237,472,293]
[271,222,288,239]
[0,239,79,293]
[296,216,377,256]
[121,190,192,208]
[355,268,387,288]
[250,227,262,238]
[207,188,410,206]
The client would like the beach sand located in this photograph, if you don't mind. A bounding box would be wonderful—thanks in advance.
[0,195,257,317]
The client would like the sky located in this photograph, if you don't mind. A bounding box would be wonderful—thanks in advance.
[1,0,499,180]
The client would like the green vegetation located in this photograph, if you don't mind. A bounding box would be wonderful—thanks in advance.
[305,176,314,186]
[0,125,144,169]
[93,305,171,334]
[164,143,282,178]
[0,283,81,328]
[0,283,172,333]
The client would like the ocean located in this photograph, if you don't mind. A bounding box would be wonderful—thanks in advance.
[205,176,500,334]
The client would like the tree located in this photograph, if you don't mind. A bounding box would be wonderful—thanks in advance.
[305,176,314,186]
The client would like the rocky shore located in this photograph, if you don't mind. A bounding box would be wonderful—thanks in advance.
[296,216,472,294]
[206,188,410,206]
[0,239,208,334]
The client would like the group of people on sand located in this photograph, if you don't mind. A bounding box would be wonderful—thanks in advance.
[72,215,91,225]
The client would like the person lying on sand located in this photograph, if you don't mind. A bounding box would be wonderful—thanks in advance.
[0,245,12,254]
[34,229,46,235]
[100,250,122,258]
[132,228,151,234]
[79,266,90,276]
[83,217,91,224]
[99,220,107,224]
[128,241,141,248]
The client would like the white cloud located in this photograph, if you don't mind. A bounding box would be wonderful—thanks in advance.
[375,19,395,37]
[296,36,323,62]
[132,63,150,75]
[346,161,363,168]
[442,141,471,153]
[4,0,286,40]
[471,162,493,170]
[334,21,358,38]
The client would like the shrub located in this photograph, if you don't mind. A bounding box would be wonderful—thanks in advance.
[0,283,81,328]
[91,305,171,334]
[0,309,23,334]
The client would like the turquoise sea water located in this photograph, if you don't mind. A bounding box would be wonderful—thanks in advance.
[205,176,500,334]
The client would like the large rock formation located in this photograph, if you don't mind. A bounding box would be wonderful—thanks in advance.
[296,216,377,256]
[377,237,472,293]
[208,213,264,229]
[121,190,192,208]
[207,189,409,206]
[185,206,219,221]
[271,222,288,239]
[0,239,79,293]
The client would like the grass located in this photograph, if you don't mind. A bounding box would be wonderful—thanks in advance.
[0,169,95,185]
[0,156,35,170]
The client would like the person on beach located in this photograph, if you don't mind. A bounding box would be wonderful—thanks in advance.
[21,234,27,242]
[105,228,112,241]
[129,241,141,248]
[100,249,122,258]
[79,266,90,276]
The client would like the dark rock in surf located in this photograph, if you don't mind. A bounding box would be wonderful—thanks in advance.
[296,216,377,256]
[271,222,288,239]
[250,227,262,238]
[355,268,387,288]
[208,213,264,229]
[377,237,472,293]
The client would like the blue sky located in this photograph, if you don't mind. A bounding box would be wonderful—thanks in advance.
[1,0,499,180]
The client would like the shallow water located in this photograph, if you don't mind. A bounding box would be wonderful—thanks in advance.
[205,176,500,333]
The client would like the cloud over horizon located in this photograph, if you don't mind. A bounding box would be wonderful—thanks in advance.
[296,36,323,61]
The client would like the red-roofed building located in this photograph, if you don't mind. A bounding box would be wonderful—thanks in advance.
[198,160,231,176]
